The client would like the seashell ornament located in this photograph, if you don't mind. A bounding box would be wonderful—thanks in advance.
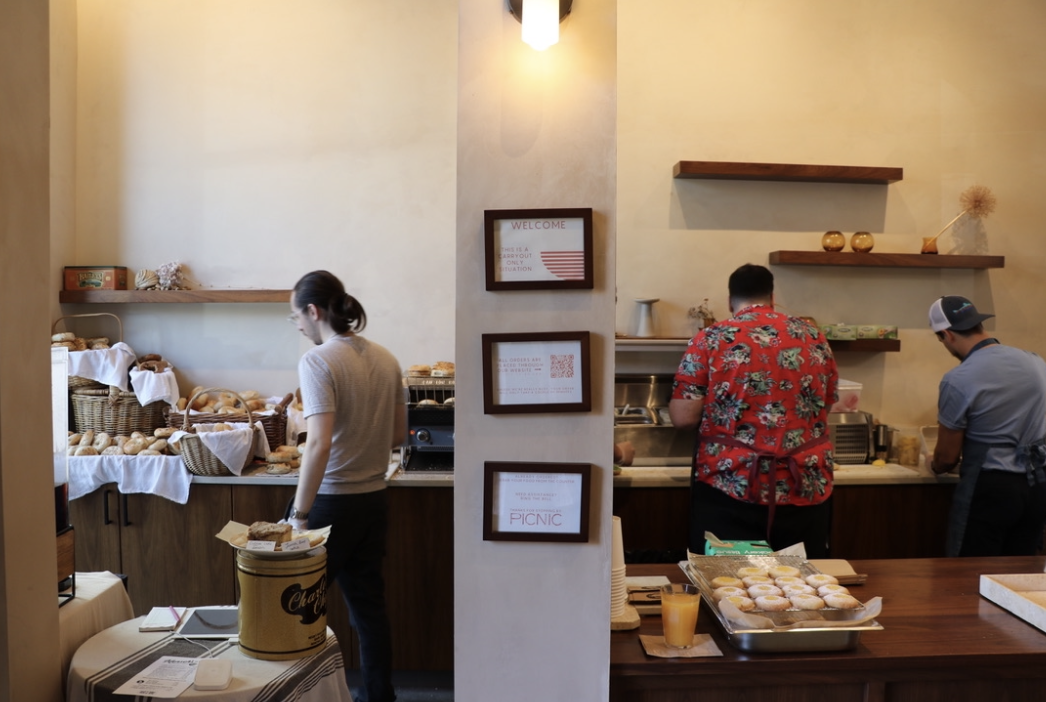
[135,269,160,290]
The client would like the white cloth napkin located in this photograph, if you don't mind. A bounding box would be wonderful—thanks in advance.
[129,367,179,406]
[183,422,271,475]
[68,455,191,504]
[68,342,137,391]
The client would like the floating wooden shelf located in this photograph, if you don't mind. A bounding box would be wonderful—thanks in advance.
[673,161,903,184]
[768,251,1004,269]
[616,337,898,353]
[828,339,901,353]
[58,289,291,304]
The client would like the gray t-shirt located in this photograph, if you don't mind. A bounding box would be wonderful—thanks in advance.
[298,334,404,494]
[938,343,1046,473]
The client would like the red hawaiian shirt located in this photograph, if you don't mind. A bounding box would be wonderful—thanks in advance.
[671,305,839,506]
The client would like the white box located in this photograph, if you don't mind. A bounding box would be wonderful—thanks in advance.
[830,380,862,412]
[980,573,1046,634]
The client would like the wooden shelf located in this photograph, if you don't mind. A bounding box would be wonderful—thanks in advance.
[768,251,1004,269]
[828,339,901,353]
[673,161,903,184]
[58,289,291,304]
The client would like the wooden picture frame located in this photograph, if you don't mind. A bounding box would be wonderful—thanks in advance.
[481,331,591,414]
[484,208,594,290]
[483,462,592,542]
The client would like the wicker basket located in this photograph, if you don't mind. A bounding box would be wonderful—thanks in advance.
[175,388,258,476]
[165,391,293,450]
[70,386,167,435]
[52,313,124,390]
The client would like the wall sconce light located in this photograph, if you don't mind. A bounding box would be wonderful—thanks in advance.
[508,0,573,51]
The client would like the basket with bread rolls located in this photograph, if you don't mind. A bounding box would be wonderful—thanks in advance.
[66,427,179,457]
[175,388,262,476]
[163,387,294,451]
[51,312,123,390]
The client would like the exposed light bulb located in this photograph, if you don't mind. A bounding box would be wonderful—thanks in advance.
[521,0,560,51]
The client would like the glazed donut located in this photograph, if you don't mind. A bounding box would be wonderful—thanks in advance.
[712,586,747,602]
[92,432,112,451]
[824,593,862,609]
[774,576,805,588]
[722,595,756,612]
[736,566,768,579]
[746,584,783,599]
[710,576,744,590]
[781,583,817,597]
[754,595,791,612]
[767,565,801,579]
[805,574,839,588]
[789,594,826,610]
[817,584,850,597]
[741,575,773,588]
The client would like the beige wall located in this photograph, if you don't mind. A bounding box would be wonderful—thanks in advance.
[0,0,66,699]
[455,1,617,700]
[70,0,458,393]
[617,0,1046,433]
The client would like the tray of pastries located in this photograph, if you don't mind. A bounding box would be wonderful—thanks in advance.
[683,554,882,653]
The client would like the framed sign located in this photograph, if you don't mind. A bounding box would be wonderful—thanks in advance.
[483,462,592,542]
[482,331,591,414]
[484,208,593,290]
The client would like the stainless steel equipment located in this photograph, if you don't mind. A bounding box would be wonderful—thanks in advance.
[401,376,454,472]
[613,374,692,465]
[829,411,873,464]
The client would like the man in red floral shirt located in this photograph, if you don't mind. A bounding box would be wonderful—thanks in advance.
[669,264,839,556]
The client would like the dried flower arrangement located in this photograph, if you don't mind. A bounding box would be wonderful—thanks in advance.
[135,261,192,290]
[687,299,716,329]
[921,185,997,253]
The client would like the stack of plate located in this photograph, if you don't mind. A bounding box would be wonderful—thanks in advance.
[610,516,627,617]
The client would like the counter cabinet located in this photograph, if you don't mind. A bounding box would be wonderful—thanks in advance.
[70,482,454,672]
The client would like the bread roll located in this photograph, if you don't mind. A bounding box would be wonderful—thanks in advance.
[52,341,77,350]
[147,439,168,453]
[154,427,177,438]
[265,463,292,475]
[101,445,124,456]
[266,452,295,464]
[122,437,149,455]
[68,433,83,447]
[92,432,112,451]
[74,446,99,456]
[239,390,261,401]
[73,338,88,351]
[138,449,162,456]
[407,364,431,377]
[79,430,95,447]
[52,332,75,342]
[247,521,292,544]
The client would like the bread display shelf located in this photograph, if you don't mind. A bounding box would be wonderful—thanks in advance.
[673,161,903,184]
[769,251,1005,269]
[59,289,291,304]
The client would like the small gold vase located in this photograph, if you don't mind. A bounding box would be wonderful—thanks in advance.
[821,231,846,252]
[850,231,875,253]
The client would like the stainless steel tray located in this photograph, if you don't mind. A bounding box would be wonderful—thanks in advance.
[682,555,883,653]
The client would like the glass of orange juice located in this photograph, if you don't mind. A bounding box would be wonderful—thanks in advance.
[660,583,700,648]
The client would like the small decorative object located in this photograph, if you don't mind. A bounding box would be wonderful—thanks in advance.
[634,298,659,338]
[135,269,160,290]
[922,184,997,254]
[687,299,716,335]
[821,231,846,252]
[155,261,191,290]
[850,231,875,253]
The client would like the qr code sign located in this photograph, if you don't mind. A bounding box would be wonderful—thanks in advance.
[549,354,575,379]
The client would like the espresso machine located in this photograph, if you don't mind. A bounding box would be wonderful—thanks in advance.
[400,376,454,472]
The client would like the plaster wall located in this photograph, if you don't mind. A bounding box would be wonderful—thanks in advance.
[617,0,1046,432]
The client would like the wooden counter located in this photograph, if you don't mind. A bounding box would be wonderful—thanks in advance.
[611,556,1046,702]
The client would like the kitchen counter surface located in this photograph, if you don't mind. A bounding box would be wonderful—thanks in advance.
[190,461,958,488]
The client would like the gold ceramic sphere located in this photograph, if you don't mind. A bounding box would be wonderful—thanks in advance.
[821,231,846,252]
[850,231,875,253]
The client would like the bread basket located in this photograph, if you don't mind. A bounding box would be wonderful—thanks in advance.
[52,312,124,390]
[70,387,167,436]
[176,388,258,477]
[164,391,293,450]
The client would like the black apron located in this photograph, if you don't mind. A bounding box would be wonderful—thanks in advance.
[946,438,1046,556]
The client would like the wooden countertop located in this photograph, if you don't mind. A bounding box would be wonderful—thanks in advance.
[611,556,1046,702]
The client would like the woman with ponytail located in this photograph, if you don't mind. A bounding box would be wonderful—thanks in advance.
[287,269,405,702]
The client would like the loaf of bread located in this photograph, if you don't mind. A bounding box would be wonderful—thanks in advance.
[407,364,432,377]
[247,521,292,544]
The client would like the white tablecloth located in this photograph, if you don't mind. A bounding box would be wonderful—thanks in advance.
[59,572,135,696]
[69,455,192,504]
[66,616,353,702]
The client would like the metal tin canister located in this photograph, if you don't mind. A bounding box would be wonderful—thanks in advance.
[236,547,328,660]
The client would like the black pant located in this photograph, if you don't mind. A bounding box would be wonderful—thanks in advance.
[959,470,1046,557]
[688,481,833,557]
[301,490,396,702]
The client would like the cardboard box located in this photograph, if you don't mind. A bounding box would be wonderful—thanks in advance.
[64,266,129,291]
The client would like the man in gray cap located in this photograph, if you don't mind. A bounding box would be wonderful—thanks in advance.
[928,295,1046,556]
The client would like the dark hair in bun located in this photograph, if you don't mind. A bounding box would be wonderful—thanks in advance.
[292,270,367,334]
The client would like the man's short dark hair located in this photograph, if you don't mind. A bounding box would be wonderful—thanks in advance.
[728,264,774,300]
